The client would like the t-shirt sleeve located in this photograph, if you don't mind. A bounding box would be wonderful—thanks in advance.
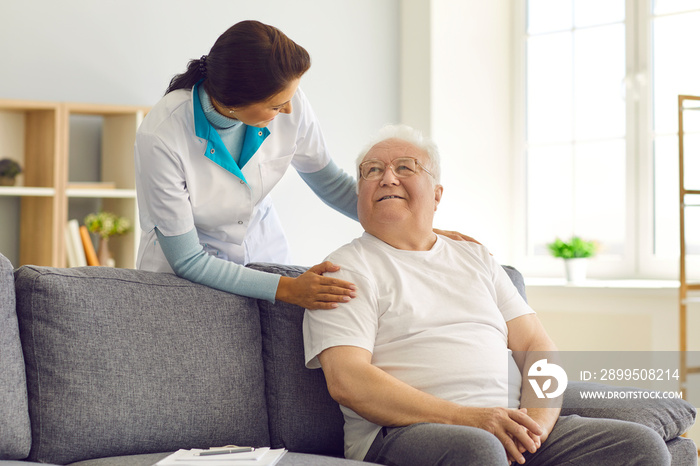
[460,241,535,323]
[489,254,535,322]
[303,264,378,369]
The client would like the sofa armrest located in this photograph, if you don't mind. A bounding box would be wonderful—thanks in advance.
[0,253,31,461]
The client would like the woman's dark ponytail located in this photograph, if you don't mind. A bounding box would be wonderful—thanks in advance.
[165,57,206,95]
[164,20,311,106]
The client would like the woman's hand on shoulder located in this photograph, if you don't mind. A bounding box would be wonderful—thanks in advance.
[433,228,482,245]
[275,261,357,310]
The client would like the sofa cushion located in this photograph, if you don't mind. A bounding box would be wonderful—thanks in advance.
[66,451,371,466]
[0,254,31,460]
[562,381,697,441]
[249,263,346,457]
[14,265,270,465]
[65,452,172,466]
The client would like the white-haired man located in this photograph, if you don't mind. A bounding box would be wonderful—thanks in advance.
[303,125,670,465]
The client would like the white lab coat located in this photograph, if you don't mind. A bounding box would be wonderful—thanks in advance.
[134,85,331,273]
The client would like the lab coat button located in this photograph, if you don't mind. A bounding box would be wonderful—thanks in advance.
[240,180,245,184]
[238,221,244,225]
[258,131,263,136]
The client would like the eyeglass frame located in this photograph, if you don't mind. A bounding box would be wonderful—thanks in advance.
[358,157,435,181]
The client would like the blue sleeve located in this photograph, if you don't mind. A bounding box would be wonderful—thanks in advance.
[155,227,280,303]
[297,159,359,221]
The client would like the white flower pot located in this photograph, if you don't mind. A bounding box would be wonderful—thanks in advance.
[564,258,587,284]
[0,176,16,186]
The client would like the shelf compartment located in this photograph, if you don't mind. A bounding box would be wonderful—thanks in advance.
[63,104,147,269]
[67,196,138,270]
[0,100,63,268]
[0,102,61,189]
[0,99,147,269]
[65,104,148,190]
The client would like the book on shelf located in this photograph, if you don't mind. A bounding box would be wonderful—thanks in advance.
[79,225,100,266]
[65,220,87,267]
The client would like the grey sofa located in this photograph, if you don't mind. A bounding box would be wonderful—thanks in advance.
[0,252,697,465]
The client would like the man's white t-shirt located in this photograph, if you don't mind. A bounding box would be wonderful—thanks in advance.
[303,233,535,461]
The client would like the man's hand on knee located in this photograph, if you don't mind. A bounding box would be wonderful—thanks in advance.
[457,406,543,465]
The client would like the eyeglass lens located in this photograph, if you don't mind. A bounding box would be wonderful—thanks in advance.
[361,158,418,180]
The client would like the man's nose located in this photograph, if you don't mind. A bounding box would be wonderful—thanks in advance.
[379,167,400,186]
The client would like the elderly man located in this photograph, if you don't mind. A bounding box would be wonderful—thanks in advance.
[303,125,670,465]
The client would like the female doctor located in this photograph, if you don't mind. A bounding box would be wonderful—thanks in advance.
[135,20,473,310]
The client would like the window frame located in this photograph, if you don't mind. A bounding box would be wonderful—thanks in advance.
[513,0,700,280]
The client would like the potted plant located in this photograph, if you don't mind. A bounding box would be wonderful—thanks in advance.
[547,236,598,283]
[84,211,132,267]
[0,158,22,186]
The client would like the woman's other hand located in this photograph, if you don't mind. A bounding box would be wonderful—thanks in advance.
[275,261,357,310]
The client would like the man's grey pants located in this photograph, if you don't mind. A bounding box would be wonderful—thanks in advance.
[363,415,671,465]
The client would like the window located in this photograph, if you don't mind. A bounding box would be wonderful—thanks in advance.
[518,0,700,279]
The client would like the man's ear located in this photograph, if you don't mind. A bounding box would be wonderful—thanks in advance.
[434,184,444,210]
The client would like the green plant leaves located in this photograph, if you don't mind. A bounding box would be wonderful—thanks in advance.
[547,236,597,259]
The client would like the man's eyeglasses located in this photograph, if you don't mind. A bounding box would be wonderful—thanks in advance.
[359,157,434,181]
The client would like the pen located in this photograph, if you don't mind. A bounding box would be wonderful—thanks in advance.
[197,447,254,456]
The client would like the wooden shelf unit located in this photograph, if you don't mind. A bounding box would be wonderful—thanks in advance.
[0,99,149,268]
[678,94,700,399]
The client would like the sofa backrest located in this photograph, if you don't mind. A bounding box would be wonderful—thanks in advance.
[0,253,31,460]
[503,265,527,303]
[249,263,346,457]
[4,255,532,464]
[13,264,270,465]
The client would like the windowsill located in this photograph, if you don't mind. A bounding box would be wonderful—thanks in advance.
[524,277,679,290]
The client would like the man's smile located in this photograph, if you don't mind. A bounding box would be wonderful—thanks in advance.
[377,195,406,202]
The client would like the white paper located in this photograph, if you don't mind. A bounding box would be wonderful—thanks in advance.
[155,447,287,466]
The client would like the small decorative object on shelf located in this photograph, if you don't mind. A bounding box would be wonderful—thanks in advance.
[0,158,22,186]
[547,236,598,284]
[84,211,132,267]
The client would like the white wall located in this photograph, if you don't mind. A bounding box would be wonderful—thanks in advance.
[400,0,515,263]
[0,0,398,266]
[2,0,514,267]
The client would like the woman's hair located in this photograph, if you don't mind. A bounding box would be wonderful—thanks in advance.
[355,124,441,189]
[165,20,311,107]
